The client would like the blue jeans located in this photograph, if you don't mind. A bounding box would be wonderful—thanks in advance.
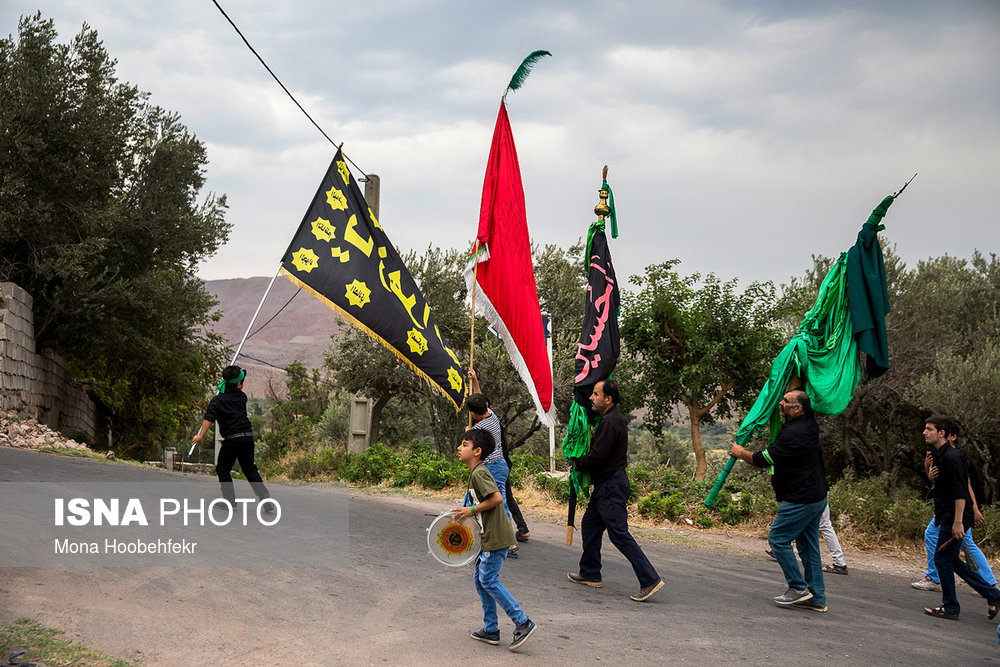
[579,472,660,587]
[485,459,511,519]
[474,549,527,632]
[934,521,1000,615]
[769,498,827,604]
[924,518,996,585]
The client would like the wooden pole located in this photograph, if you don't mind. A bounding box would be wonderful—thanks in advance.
[468,241,479,428]
[470,240,478,372]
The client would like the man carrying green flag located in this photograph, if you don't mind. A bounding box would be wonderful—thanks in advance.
[705,188,903,508]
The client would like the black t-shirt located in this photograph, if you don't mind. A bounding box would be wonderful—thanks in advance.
[203,389,253,439]
[751,414,828,504]
[931,444,974,527]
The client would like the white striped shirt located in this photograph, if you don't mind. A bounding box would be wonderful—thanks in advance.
[474,409,504,464]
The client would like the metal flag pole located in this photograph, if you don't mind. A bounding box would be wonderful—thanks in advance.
[188,264,283,458]
[230,264,284,365]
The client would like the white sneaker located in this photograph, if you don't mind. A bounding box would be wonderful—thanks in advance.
[773,588,812,605]
[911,577,942,591]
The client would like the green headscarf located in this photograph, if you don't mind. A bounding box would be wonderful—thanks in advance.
[216,368,246,393]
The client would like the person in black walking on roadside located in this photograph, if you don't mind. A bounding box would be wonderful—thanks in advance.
[730,389,828,612]
[191,365,271,508]
[567,379,663,602]
[920,414,1000,621]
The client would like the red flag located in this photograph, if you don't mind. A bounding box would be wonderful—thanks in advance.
[467,102,555,426]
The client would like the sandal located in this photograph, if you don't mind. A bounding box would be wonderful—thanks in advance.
[988,600,999,620]
[507,546,519,559]
[924,606,959,620]
[823,563,848,575]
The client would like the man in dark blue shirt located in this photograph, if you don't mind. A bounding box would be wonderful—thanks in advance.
[730,389,828,612]
[921,414,1000,621]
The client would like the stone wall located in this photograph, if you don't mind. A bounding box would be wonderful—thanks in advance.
[0,282,97,439]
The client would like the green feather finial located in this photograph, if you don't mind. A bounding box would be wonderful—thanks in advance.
[503,50,551,100]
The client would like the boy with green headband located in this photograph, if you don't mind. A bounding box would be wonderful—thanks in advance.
[192,365,271,507]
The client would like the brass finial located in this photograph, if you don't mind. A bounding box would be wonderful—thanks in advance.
[594,165,610,220]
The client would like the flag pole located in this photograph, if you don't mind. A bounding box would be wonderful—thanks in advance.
[231,264,283,365]
[468,241,479,427]
[188,263,282,458]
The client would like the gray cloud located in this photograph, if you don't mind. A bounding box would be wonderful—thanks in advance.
[3,0,998,293]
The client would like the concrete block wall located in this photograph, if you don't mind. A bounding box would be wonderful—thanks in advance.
[0,282,97,438]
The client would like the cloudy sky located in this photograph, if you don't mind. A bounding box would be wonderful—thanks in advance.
[3,1,998,292]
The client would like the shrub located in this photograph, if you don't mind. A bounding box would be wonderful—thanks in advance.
[719,468,778,518]
[508,453,549,488]
[828,473,894,537]
[533,471,573,503]
[977,506,1000,557]
[259,447,347,480]
[342,443,400,485]
[655,466,687,496]
[884,489,933,542]
[628,465,655,495]
[826,472,938,544]
[717,492,754,525]
[415,458,467,490]
[637,490,685,520]
[692,504,715,528]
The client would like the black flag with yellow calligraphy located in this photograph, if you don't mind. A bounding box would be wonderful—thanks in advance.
[279,149,466,409]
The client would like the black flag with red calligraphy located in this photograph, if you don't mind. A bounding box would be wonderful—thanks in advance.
[562,176,620,527]
[573,227,620,406]
[279,149,466,409]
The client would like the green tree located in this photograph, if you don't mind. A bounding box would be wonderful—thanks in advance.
[0,15,230,456]
[842,250,1000,500]
[908,341,1000,501]
[270,361,328,426]
[619,260,784,478]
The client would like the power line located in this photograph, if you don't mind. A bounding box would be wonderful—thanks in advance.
[244,288,301,342]
[209,0,371,345]
[209,0,368,177]
[238,353,340,390]
[236,353,287,372]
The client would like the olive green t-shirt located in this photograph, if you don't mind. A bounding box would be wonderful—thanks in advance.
[468,463,515,552]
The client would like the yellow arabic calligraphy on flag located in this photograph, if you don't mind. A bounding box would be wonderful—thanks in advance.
[279,149,466,409]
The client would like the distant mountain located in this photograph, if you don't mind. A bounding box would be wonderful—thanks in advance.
[204,277,343,397]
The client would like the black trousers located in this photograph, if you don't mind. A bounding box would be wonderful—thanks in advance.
[504,474,529,534]
[579,471,659,587]
[216,437,269,502]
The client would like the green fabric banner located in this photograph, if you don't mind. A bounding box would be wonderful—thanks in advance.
[705,195,895,507]
[734,196,894,446]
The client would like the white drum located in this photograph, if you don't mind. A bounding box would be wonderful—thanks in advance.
[426,510,481,567]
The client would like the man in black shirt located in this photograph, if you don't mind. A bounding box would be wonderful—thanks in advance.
[567,379,663,602]
[730,389,828,612]
[192,365,270,506]
[921,414,1000,620]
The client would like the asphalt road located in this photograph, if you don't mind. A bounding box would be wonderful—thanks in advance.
[2,446,999,665]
